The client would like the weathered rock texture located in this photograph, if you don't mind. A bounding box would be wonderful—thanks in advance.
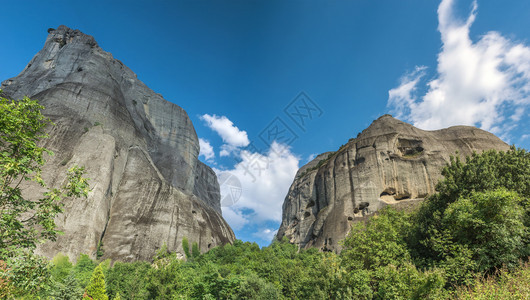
[1,26,234,262]
[276,115,510,252]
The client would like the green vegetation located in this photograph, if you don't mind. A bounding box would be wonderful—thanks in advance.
[97,241,105,260]
[0,91,89,297]
[454,261,530,299]
[191,242,201,259]
[182,237,191,259]
[83,264,109,300]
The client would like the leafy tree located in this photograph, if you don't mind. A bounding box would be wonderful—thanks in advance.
[341,207,412,270]
[411,148,530,275]
[51,253,73,282]
[419,229,478,286]
[442,189,527,271]
[0,259,14,298]
[84,263,108,300]
[1,248,52,296]
[373,262,446,300]
[236,272,279,299]
[74,254,97,288]
[49,272,84,300]
[192,242,201,259]
[182,237,190,259]
[105,261,150,299]
[0,91,89,296]
[436,147,530,201]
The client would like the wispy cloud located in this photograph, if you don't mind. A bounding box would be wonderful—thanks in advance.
[388,66,426,120]
[253,228,278,242]
[198,138,215,161]
[200,114,250,156]
[388,0,530,138]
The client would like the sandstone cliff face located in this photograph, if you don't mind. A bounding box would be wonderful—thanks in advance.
[276,115,510,252]
[1,26,234,262]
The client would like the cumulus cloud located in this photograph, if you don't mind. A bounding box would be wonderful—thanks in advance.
[201,114,250,156]
[217,141,299,234]
[198,138,215,161]
[388,0,530,137]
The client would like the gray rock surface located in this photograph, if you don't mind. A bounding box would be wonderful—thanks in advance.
[1,25,234,262]
[276,114,510,252]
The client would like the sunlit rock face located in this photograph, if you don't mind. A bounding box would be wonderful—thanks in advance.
[276,114,510,252]
[1,25,234,262]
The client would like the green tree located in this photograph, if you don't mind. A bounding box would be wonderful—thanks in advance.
[341,207,412,270]
[182,237,190,258]
[0,92,90,296]
[49,272,84,300]
[442,189,527,271]
[105,261,150,299]
[411,148,530,274]
[192,242,201,259]
[84,263,108,300]
[51,253,73,282]
[74,254,97,289]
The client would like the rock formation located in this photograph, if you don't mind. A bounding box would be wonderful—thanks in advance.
[276,115,510,252]
[1,26,234,262]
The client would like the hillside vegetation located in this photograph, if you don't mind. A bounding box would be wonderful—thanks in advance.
[2,145,529,298]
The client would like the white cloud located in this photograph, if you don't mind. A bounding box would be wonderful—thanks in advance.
[253,228,278,243]
[216,141,300,226]
[200,114,250,156]
[387,0,530,136]
[220,207,249,230]
[388,66,427,120]
[220,144,237,157]
[198,138,215,161]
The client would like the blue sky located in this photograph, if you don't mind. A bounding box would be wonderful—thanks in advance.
[2,0,530,246]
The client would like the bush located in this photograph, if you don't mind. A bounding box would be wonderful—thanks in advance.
[341,207,412,270]
[411,148,530,280]
[455,261,530,300]
[442,189,527,272]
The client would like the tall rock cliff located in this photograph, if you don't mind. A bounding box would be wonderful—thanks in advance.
[276,115,510,252]
[1,26,234,262]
